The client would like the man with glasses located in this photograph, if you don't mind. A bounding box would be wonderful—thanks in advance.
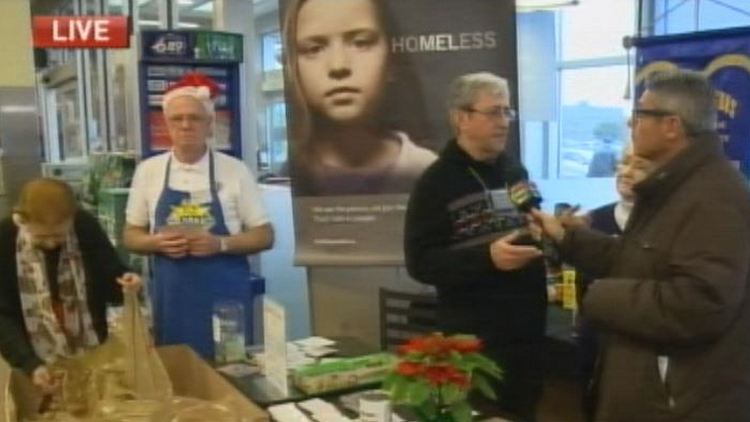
[405,72,547,421]
[532,70,750,421]
[124,72,274,359]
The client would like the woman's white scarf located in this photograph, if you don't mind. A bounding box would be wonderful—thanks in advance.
[15,221,99,363]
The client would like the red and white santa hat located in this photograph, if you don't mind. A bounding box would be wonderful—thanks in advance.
[162,72,222,115]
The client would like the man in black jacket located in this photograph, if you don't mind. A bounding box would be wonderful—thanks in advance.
[404,72,547,421]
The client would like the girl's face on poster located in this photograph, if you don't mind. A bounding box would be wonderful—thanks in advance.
[295,0,389,124]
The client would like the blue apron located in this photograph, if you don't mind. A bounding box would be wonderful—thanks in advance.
[152,152,250,359]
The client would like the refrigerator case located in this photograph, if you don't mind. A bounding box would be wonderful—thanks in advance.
[138,31,243,159]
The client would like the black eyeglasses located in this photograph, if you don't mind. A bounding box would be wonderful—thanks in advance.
[463,106,517,121]
[632,108,675,118]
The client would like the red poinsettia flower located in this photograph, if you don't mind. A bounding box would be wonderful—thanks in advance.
[396,361,425,377]
[448,337,483,354]
[385,333,502,422]
[398,333,483,357]
[423,365,470,389]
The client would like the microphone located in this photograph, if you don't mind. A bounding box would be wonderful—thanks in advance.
[507,180,560,263]
[508,180,543,213]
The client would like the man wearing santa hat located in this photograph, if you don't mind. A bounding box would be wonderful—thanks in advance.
[124,72,274,359]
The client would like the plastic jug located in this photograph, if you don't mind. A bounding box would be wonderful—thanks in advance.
[212,300,246,363]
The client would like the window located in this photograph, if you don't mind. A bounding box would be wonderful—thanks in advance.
[651,0,750,35]
[560,1,636,61]
[178,0,214,30]
[556,1,635,179]
[258,101,288,176]
[137,0,161,28]
[559,66,630,178]
[258,30,287,177]
[519,1,635,185]
[262,31,283,72]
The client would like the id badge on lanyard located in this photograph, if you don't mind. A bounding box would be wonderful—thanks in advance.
[488,188,514,213]
[487,188,525,232]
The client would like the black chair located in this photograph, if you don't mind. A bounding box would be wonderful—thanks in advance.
[378,288,439,351]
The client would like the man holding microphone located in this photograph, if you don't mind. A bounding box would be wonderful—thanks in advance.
[532,70,750,421]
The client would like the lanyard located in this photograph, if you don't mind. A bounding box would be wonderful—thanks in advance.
[467,166,504,209]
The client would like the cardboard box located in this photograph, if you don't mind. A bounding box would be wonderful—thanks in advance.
[157,346,268,421]
[10,345,268,421]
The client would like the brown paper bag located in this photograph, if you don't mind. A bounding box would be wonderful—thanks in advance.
[0,356,16,422]
[121,290,172,401]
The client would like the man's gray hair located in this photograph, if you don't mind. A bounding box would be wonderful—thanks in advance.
[646,70,716,136]
[447,72,510,111]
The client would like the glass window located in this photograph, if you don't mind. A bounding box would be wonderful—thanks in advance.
[560,0,635,60]
[519,1,635,184]
[653,0,750,35]
[86,49,107,153]
[259,101,288,176]
[138,0,161,28]
[559,66,630,178]
[699,1,750,30]
[179,0,215,29]
[107,0,126,15]
[56,82,86,160]
[262,31,283,72]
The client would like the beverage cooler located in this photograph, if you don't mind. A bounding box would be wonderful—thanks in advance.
[138,30,244,158]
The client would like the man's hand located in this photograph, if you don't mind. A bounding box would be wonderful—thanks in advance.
[557,205,590,229]
[153,231,189,258]
[32,365,59,395]
[187,231,221,257]
[529,210,566,243]
[489,231,543,271]
[117,272,142,293]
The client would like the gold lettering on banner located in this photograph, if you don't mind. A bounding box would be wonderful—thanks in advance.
[714,90,739,119]
[391,31,498,54]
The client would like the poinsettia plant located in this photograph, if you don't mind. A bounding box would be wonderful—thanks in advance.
[382,333,502,422]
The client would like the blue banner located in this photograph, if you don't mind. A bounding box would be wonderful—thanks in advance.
[635,28,750,177]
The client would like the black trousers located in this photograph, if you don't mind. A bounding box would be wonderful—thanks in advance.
[478,342,545,422]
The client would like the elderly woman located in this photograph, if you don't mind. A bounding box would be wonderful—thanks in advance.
[0,178,140,393]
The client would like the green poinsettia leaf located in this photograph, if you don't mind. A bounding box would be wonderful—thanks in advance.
[465,354,502,379]
[450,401,473,422]
[389,378,411,403]
[418,399,439,419]
[472,374,497,400]
[414,405,438,422]
[382,373,400,390]
[447,353,472,372]
[407,380,432,405]
[440,383,466,405]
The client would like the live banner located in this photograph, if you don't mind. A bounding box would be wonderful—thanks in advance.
[635,27,750,177]
[280,0,519,265]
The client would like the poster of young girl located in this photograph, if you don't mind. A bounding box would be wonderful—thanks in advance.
[281,0,519,265]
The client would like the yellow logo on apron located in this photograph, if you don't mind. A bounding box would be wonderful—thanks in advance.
[166,200,216,230]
